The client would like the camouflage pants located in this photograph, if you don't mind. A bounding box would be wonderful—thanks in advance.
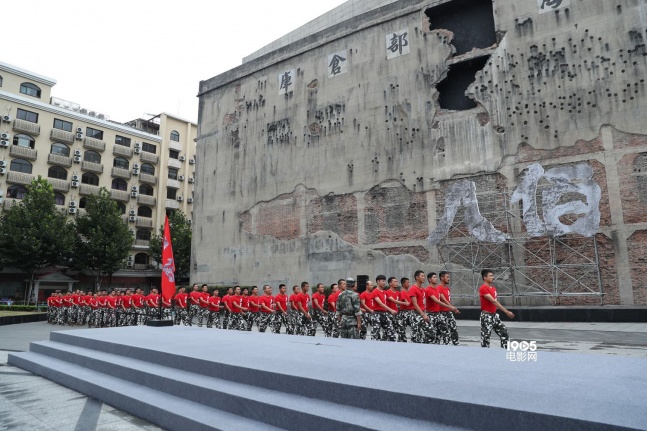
[222,310,231,329]
[189,304,200,324]
[442,311,460,345]
[328,312,340,338]
[87,309,98,327]
[312,310,331,336]
[395,310,414,342]
[340,315,360,339]
[360,313,374,340]
[244,312,259,331]
[197,307,209,327]
[175,308,190,326]
[229,313,247,331]
[148,307,161,321]
[134,308,147,325]
[480,311,509,348]
[104,310,117,327]
[162,308,172,321]
[300,313,316,336]
[409,313,429,343]
[426,313,449,345]
[118,309,130,326]
[288,311,302,335]
[271,312,290,334]
[207,310,221,328]
[258,313,273,332]
[372,312,396,341]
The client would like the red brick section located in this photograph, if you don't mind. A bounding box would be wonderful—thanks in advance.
[240,211,252,234]
[619,152,647,224]
[306,192,358,244]
[255,196,302,241]
[611,128,647,150]
[515,136,604,164]
[379,246,429,263]
[223,113,238,125]
[627,230,647,305]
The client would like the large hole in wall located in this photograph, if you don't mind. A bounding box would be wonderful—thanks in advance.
[425,0,497,56]
[436,56,489,110]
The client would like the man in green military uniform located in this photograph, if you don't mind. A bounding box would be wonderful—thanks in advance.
[337,278,362,339]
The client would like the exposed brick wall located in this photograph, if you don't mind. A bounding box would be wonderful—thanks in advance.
[619,153,647,224]
[306,192,358,244]
[627,230,647,305]
[515,136,604,164]
[380,246,429,262]
[611,128,647,150]
[255,197,301,240]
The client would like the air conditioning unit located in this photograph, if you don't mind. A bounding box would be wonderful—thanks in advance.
[76,127,83,133]
[134,142,141,148]
[0,167,6,175]
[75,132,83,140]
[177,196,183,202]
[72,174,79,181]
[188,177,195,183]
[187,197,194,203]
[133,163,140,169]
[131,191,137,198]
[132,168,139,175]
[74,149,81,156]
[126,261,133,268]
[0,140,8,147]
[128,215,136,222]
[131,186,138,191]
[134,147,141,154]
[179,155,186,161]
[73,155,81,163]
[178,175,185,181]
[0,160,5,167]
[2,115,11,122]
[71,180,79,187]
[189,159,195,165]
[0,133,9,140]
[68,208,77,214]
[69,201,76,208]
[129,209,136,216]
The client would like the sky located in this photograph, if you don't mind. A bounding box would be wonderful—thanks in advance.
[3,0,349,124]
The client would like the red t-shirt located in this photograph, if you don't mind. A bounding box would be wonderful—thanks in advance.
[311,292,326,311]
[147,294,160,308]
[249,296,260,312]
[259,295,273,313]
[174,293,188,308]
[199,292,210,308]
[399,290,413,311]
[222,295,232,311]
[437,285,450,312]
[371,289,391,312]
[327,291,339,312]
[162,296,172,308]
[289,294,300,311]
[189,291,202,305]
[97,296,108,308]
[425,286,441,313]
[63,295,74,307]
[360,291,375,311]
[385,289,399,309]
[241,296,250,310]
[106,296,119,309]
[408,285,425,311]
[121,295,132,308]
[71,294,81,305]
[299,293,310,313]
[273,294,286,312]
[231,295,243,313]
[131,294,144,308]
[82,295,92,306]
[88,297,98,309]
[479,284,497,313]
[208,296,221,312]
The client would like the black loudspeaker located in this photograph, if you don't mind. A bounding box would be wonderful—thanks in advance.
[356,275,369,294]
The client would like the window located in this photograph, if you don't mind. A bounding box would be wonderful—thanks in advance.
[168,168,178,180]
[48,166,68,180]
[79,197,87,209]
[53,119,73,132]
[81,173,99,186]
[10,159,32,174]
[165,209,175,218]
[54,192,65,206]
[142,142,156,154]
[7,185,28,199]
[166,188,177,200]
[50,143,70,156]
[111,178,127,191]
[0,75,3,87]
[86,127,103,140]
[20,82,41,98]
[84,150,101,164]
[136,230,151,241]
[115,135,131,147]
[137,206,152,218]
[16,108,38,123]
[117,202,126,214]
[141,163,154,175]
[13,134,35,149]
[134,253,150,265]
[113,157,129,169]
[139,184,154,196]
[170,130,180,142]
[169,149,179,160]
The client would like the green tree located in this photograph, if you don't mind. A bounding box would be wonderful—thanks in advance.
[150,210,192,281]
[0,177,74,304]
[71,188,133,291]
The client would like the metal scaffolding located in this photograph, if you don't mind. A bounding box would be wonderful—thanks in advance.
[436,188,603,305]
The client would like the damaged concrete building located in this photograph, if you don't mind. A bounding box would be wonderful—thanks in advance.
[195,0,647,305]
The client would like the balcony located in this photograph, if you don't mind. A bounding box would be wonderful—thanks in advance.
[83,137,106,152]
[167,158,182,169]
[79,184,100,196]
[165,199,180,209]
[134,263,149,270]
[81,161,103,174]
[47,153,72,167]
[111,167,131,179]
[6,171,34,186]
[13,119,40,135]
[137,195,157,206]
[113,145,133,158]
[166,179,180,189]
[139,173,157,185]
[2,199,17,210]
[140,152,159,164]
[110,189,130,202]
[50,129,75,143]
[47,178,70,192]
[135,218,153,228]
[133,239,150,248]
[9,145,38,160]
[169,141,183,152]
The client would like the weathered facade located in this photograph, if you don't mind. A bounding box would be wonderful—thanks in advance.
[195,0,647,305]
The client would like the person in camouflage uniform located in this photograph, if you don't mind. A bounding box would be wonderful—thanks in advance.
[438,271,461,345]
[371,275,397,341]
[337,278,362,339]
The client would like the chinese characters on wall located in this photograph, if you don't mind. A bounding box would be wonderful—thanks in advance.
[537,0,570,14]
[328,51,347,78]
[278,69,295,95]
[386,29,410,59]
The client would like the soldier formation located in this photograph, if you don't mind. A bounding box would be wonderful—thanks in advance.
[46,269,513,348]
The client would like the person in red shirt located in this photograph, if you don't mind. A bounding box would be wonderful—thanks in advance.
[196,284,210,327]
[88,293,100,327]
[311,283,330,337]
[70,291,81,325]
[385,277,409,342]
[188,284,201,326]
[230,286,248,330]
[81,291,92,326]
[173,287,190,326]
[298,282,314,336]
[371,275,397,341]
[161,290,173,321]
[424,273,446,344]
[46,294,56,324]
[272,284,290,334]
[438,271,461,346]
[257,285,275,333]
[288,285,302,335]
[221,287,234,330]
[106,291,120,327]
[479,269,515,348]
[359,280,376,340]
[97,291,108,328]
[408,270,429,343]
[62,292,74,326]
[246,286,260,331]
[146,289,161,321]
[131,289,145,326]
[119,289,132,326]
[327,282,341,338]
[206,289,221,329]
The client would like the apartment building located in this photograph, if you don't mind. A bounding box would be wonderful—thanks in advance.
[0,60,197,299]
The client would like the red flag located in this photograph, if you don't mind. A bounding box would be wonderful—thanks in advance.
[161,216,176,302]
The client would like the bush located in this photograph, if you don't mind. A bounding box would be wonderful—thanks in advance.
[0,305,46,312]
